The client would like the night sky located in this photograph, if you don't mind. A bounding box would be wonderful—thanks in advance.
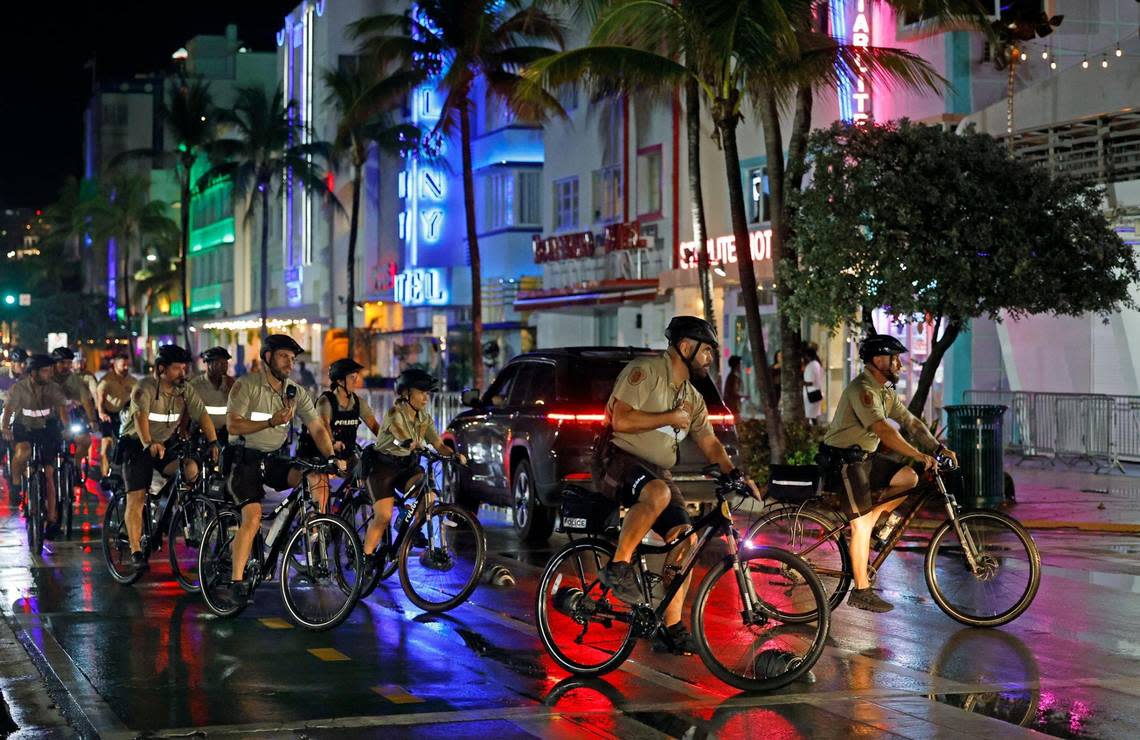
[0,1,299,209]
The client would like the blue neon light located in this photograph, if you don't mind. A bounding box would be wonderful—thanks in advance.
[394,267,449,306]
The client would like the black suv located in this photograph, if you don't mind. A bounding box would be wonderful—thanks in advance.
[443,347,740,542]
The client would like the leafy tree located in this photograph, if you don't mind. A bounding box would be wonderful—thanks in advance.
[323,61,422,359]
[351,0,565,391]
[202,87,337,339]
[787,120,1140,413]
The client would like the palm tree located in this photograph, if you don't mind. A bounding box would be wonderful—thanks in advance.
[323,61,423,359]
[110,75,217,347]
[202,86,337,339]
[133,229,181,360]
[350,0,566,392]
[85,173,180,362]
[527,0,963,458]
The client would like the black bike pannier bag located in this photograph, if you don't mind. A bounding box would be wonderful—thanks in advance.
[558,485,619,534]
[766,464,820,504]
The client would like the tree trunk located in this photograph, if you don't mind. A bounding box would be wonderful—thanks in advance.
[460,100,484,392]
[686,78,717,377]
[346,161,363,360]
[715,94,783,461]
[907,317,963,417]
[122,233,134,368]
[179,172,192,349]
[259,185,270,341]
[759,89,805,432]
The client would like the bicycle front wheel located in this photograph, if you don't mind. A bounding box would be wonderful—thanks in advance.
[280,514,363,630]
[693,546,830,692]
[61,464,75,540]
[100,490,139,584]
[168,495,217,593]
[397,503,485,613]
[198,509,251,618]
[27,473,44,556]
[925,510,1041,627]
[746,505,851,619]
[536,538,635,677]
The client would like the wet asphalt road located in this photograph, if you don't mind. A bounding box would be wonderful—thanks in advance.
[2,482,1140,739]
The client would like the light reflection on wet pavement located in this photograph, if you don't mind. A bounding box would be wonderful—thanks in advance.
[2,482,1140,738]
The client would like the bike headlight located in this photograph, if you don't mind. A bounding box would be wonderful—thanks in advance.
[70,423,83,434]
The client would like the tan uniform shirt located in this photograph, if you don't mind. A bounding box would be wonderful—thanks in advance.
[188,374,234,431]
[96,371,136,415]
[54,372,94,410]
[824,369,939,454]
[227,372,319,453]
[2,377,67,430]
[120,376,208,444]
[374,401,440,457]
[605,352,714,469]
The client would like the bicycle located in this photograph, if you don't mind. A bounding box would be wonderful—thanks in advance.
[101,437,220,590]
[55,415,93,540]
[22,435,52,555]
[350,447,487,613]
[536,467,830,692]
[329,445,400,585]
[745,455,1041,627]
[197,455,364,630]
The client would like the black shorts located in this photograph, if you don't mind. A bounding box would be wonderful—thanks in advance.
[361,449,421,502]
[100,419,118,439]
[119,436,179,492]
[824,452,909,518]
[12,425,62,450]
[600,446,690,538]
[227,450,298,505]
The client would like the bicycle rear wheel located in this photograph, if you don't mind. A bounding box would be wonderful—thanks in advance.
[280,514,363,630]
[198,509,253,618]
[925,510,1041,627]
[339,491,398,599]
[397,503,485,613]
[168,495,217,593]
[536,538,636,677]
[693,546,830,692]
[746,505,851,618]
[100,491,140,584]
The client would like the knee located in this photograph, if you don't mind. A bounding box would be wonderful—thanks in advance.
[183,461,199,481]
[898,467,919,490]
[643,481,670,512]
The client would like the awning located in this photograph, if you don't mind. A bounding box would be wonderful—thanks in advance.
[513,279,659,311]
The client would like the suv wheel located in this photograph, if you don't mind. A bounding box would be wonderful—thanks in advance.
[512,458,554,543]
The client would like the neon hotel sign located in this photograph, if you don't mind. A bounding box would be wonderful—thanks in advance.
[679,229,772,271]
[833,0,873,123]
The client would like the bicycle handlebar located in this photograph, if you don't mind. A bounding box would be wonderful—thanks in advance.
[293,457,342,475]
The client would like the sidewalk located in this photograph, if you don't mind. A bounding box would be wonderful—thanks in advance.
[967,456,1140,534]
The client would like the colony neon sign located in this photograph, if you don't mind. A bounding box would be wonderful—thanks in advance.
[832,0,873,123]
[678,229,773,270]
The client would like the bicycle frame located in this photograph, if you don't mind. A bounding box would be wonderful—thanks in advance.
[244,471,326,584]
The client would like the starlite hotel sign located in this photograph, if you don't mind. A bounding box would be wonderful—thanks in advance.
[832,0,873,122]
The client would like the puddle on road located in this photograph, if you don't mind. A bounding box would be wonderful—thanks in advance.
[454,627,546,678]
[930,690,1098,738]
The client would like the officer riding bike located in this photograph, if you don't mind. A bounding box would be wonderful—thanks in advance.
[188,347,235,448]
[95,350,135,478]
[598,315,760,655]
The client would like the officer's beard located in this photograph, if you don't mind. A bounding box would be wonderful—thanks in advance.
[269,364,289,383]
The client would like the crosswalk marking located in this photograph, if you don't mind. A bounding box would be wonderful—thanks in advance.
[372,685,425,704]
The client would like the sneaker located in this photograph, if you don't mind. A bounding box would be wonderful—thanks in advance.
[229,580,252,605]
[131,551,149,573]
[418,548,454,571]
[652,622,698,656]
[599,561,643,605]
[410,530,429,548]
[847,587,894,613]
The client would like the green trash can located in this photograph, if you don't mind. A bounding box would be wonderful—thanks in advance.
[944,404,1007,509]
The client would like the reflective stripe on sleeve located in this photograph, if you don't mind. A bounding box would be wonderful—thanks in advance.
[204,405,228,415]
[21,408,51,418]
[249,411,273,422]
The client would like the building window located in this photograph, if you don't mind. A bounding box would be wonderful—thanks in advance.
[554,177,579,231]
[748,166,770,225]
[592,165,622,224]
[481,170,540,231]
[518,170,541,226]
[637,147,662,217]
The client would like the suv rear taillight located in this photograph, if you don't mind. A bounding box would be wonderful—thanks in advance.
[547,412,606,425]
[708,413,735,426]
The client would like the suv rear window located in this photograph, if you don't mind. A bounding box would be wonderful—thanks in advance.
[557,355,728,412]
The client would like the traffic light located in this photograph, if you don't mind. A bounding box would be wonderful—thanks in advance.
[3,294,15,306]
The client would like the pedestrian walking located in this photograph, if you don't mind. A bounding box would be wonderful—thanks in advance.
[803,345,824,424]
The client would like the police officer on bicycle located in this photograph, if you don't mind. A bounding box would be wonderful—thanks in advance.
[95,350,135,478]
[119,344,219,572]
[189,347,234,447]
[819,334,957,613]
[1,354,68,533]
[598,316,759,655]
[224,334,342,604]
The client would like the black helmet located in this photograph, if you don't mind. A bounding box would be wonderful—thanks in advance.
[200,346,232,361]
[261,334,305,360]
[111,349,131,361]
[396,367,439,394]
[329,358,364,382]
[858,334,907,363]
[666,316,719,349]
[9,347,28,363]
[155,344,193,366]
[50,347,75,361]
[27,354,55,371]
